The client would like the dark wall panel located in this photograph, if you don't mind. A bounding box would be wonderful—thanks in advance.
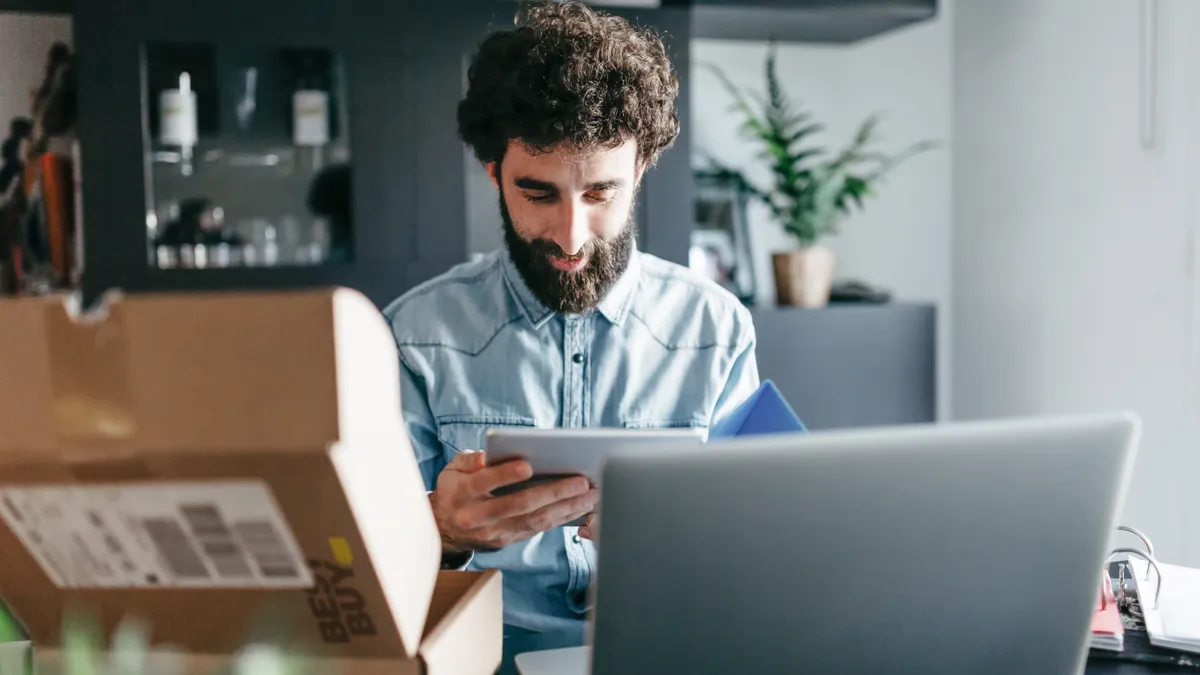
[74,1,696,307]
[752,304,936,430]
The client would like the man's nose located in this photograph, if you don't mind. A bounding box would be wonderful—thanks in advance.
[551,200,590,256]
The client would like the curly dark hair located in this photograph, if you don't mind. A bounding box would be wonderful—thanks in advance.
[458,1,680,168]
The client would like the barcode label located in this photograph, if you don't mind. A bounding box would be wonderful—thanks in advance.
[234,520,301,580]
[0,481,312,589]
[144,517,209,579]
[181,504,253,579]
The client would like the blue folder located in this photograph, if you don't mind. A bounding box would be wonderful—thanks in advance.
[708,380,807,439]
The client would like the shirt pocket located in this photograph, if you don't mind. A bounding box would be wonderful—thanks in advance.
[621,418,710,442]
[621,418,710,431]
[436,414,538,455]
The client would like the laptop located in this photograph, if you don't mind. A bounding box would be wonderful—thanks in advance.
[516,412,1140,675]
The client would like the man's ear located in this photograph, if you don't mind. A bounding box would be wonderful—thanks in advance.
[485,161,500,190]
[634,160,648,185]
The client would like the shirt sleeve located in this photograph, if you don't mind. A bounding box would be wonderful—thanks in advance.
[711,318,761,426]
[397,346,447,491]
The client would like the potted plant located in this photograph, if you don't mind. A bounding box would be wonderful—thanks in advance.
[702,43,939,308]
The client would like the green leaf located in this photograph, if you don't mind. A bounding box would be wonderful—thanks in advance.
[862,139,942,183]
[63,610,101,675]
[785,123,824,148]
[694,155,770,204]
[234,645,290,675]
[706,46,941,244]
[109,617,150,675]
[786,148,824,169]
[746,89,770,115]
[0,602,20,643]
[702,62,768,138]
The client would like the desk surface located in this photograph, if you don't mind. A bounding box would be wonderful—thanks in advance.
[502,563,1196,674]
[1087,662,1191,674]
[501,632,1195,675]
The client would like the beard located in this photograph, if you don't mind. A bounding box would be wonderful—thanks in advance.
[501,189,636,314]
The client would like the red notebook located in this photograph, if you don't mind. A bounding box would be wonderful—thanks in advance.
[1091,574,1124,652]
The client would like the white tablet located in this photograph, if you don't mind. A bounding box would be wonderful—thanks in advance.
[484,427,705,491]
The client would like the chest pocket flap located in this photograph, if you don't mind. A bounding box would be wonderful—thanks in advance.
[436,414,537,454]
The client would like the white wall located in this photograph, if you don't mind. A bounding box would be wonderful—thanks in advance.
[953,0,1199,565]
[0,12,72,139]
[696,0,1200,566]
[691,5,954,420]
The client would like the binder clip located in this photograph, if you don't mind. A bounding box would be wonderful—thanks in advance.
[1108,524,1160,610]
[1108,546,1162,611]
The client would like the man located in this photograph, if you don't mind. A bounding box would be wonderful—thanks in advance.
[383,1,759,639]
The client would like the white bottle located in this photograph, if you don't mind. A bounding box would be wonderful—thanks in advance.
[262,224,279,266]
[160,72,198,147]
[293,89,329,146]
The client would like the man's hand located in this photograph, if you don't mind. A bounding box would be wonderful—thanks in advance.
[578,512,599,541]
[431,450,597,553]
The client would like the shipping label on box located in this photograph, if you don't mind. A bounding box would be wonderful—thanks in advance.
[0,480,310,589]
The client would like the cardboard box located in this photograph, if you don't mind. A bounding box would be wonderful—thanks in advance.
[0,288,502,674]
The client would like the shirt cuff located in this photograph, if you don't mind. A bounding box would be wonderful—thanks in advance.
[440,549,474,570]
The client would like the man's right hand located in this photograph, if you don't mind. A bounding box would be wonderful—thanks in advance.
[430,450,596,553]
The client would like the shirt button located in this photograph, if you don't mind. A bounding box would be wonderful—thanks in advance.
[572,534,582,544]
[572,353,584,364]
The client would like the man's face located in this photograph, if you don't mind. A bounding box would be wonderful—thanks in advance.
[489,140,643,314]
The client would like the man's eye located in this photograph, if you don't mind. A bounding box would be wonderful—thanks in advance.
[585,191,615,204]
[524,192,555,203]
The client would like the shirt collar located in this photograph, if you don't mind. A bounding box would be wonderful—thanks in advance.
[501,246,642,328]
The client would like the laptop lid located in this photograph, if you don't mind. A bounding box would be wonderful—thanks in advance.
[589,412,1140,675]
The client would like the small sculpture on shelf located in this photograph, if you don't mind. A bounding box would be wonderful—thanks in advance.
[702,41,938,308]
[691,168,757,305]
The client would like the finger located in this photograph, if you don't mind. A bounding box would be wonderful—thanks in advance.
[482,489,599,547]
[472,477,592,526]
[514,490,598,538]
[468,460,534,495]
[445,450,487,473]
[579,513,599,540]
[467,478,593,529]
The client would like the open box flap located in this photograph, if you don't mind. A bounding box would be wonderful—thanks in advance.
[418,571,504,675]
[330,287,441,659]
[0,290,343,458]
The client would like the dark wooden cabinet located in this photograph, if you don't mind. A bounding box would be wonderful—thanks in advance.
[0,0,70,12]
[666,0,937,43]
[74,1,510,308]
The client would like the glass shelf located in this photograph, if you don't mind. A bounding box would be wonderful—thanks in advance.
[142,42,352,270]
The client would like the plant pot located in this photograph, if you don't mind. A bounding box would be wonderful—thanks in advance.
[772,246,836,308]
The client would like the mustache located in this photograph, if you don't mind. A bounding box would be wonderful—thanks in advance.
[526,238,594,261]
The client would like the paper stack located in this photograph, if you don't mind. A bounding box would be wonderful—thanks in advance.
[1128,555,1200,655]
[1090,574,1124,652]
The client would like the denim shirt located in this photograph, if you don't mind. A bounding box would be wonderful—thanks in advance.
[382,246,759,635]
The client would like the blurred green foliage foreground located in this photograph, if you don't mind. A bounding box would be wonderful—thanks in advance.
[0,605,326,675]
[0,602,20,642]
